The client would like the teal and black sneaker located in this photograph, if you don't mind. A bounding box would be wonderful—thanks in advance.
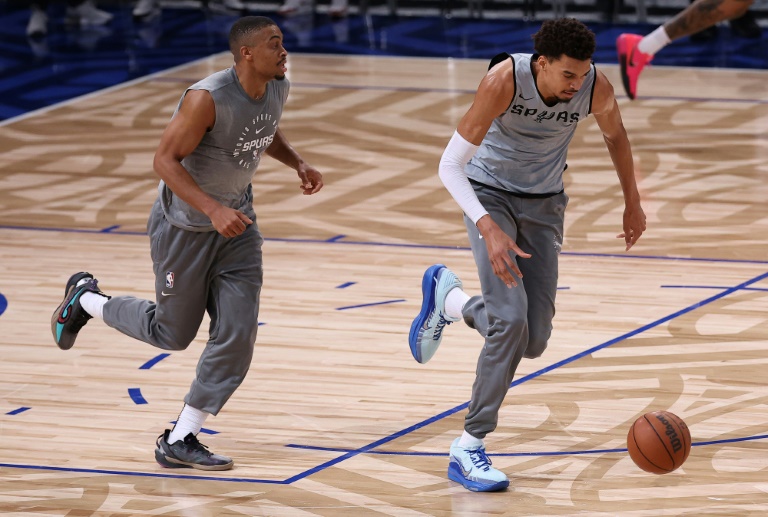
[155,430,234,471]
[51,272,105,350]
[408,264,462,364]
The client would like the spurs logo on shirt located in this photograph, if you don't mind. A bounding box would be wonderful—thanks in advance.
[233,114,278,168]
[509,104,581,124]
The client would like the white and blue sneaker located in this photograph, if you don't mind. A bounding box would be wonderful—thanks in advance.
[408,264,462,364]
[448,438,509,492]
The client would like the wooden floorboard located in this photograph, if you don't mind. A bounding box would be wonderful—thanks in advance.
[0,53,767,515]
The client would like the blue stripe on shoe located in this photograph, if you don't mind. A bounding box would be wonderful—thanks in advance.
[447,462,510,492]
[408,264,445,363]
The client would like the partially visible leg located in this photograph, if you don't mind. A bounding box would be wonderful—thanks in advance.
[133,0,160,19]
[515,193,567,359]
[447,186,524,492]
[67,0,114,26]
[27,2,49,37]
[156,223,263,471]
[616,0,754,100]
[462,192,530,440]
[664,0,754,40]
[102,205,210,351]
[183,223,263,415]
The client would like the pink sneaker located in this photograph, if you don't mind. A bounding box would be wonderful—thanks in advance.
[616,33,653,100]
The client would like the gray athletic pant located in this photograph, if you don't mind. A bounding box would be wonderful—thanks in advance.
[462,182,568,439]
[102,202,263,415]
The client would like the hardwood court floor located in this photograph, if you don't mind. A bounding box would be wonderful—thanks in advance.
[0,54,767,515]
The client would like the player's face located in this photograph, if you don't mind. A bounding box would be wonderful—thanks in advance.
[540,55,592,103]
[245,25,288,80]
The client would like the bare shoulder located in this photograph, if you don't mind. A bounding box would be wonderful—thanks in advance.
[180,88,215,111]
[177,89,216,129]
[591,69,616,115]
[478,56,515,103]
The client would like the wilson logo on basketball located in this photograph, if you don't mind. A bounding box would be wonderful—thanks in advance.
[655,413,683,453]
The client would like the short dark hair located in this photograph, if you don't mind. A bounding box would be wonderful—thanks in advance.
[532,18,596,61]
[229,16,277,56]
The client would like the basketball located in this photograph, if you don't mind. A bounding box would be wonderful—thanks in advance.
[627,411,691,474]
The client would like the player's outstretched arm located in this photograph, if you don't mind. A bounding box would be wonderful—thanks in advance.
[440,58,530,288]
[591,71,646,250]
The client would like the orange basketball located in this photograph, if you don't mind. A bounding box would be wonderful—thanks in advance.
[627,411,691,474]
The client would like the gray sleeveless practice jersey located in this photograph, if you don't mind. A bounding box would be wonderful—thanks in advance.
[466,53,596,195]
[158,67,290,231]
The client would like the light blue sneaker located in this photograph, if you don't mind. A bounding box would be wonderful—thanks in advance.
[448,438,509,492]
[408,264,462,364]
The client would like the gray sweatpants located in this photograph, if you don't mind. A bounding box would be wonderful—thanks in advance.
[462,182,568,439]
[103,201,263,415]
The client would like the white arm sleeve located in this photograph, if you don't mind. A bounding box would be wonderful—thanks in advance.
[438,130,489,225]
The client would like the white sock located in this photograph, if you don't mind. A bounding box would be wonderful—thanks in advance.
[444,287,470,320]
[458,430,484,448]
[168,405,209,443]
[638,26,671,56]
[79,291,108,319]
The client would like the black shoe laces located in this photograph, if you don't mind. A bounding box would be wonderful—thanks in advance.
[183,433,212,456]
[432,316,452,339]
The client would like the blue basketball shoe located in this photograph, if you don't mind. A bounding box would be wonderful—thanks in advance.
[448,438,509,492]
[408,264,462,364]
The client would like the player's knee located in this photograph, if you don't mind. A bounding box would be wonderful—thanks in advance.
[489,313,527,339]
[152,327,196,350]
[524,338,548,359]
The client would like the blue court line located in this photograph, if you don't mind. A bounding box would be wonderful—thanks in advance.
[336,282,357,289]
[3,223,768,266]
[138,353,171,370]
[0,293,6,317]
[661,285,768,293]
[0,463,286,484]
[286,432,768,457]
[1,226,766,482]
[278,269,768,483]
[100,225,121,233]
[5,407,31,415]
[336,299,406,311]
[128,388,148,405]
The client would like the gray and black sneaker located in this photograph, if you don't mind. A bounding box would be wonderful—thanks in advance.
[51,272,107,350]
[154,430,234,471]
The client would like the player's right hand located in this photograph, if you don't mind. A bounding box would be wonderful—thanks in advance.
[209,205,253,238]
[477,215,531,288]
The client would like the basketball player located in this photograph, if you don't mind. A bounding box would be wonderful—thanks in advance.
[617,0,757,100]
[408,18,645,492]
[51,16,323,470]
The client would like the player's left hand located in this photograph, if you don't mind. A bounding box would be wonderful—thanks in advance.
[617,202,646,251]
[298,164,323,195]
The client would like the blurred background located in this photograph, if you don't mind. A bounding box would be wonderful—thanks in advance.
[1,0,765,121]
